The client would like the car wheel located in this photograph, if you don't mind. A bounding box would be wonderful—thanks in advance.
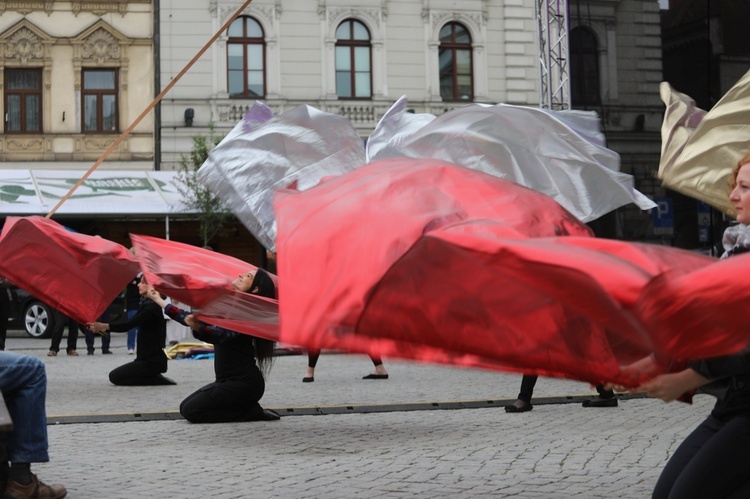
[23,301,55,339]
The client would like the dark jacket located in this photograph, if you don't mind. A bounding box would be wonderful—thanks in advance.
[108,299,167,368]
[691,351,750,420]
[164,304,260,382]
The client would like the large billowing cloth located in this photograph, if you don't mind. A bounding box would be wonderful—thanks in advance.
[130,235,279,341]
[366,98,656,222]
[197,103,366,252]
[637,251,750,360]
[658,69,750,215]
[274,159,736,387]
[0,216,139,324]
[198,98,654,253]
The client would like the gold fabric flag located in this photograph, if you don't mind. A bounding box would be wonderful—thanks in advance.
[658,69,750,216]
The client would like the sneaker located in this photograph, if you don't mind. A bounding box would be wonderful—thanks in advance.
[127,349,135,355]
[46,351,57,357]
[66,350,78,356]
[3,473,67,499]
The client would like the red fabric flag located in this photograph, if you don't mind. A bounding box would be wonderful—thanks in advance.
[0,216,139,324]
[130,235,279,341]
[637,252,750,360]
[274,159,731,386]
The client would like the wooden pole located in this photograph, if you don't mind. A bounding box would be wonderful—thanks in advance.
[46,0,255,218]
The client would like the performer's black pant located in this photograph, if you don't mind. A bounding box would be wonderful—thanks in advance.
[180,372,265,424]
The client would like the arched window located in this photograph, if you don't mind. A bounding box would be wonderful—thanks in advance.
[227,16,265,98]
[335,19,372,99]
[439,22,473,101]
[570,27,601,108]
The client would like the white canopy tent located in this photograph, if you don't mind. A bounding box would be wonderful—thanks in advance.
[0,170,196,239]
[0,170,194,217]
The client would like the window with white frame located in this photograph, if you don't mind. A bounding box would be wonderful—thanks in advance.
[227,16,266,98]
[438,22,473,101]
[335,19,372,99]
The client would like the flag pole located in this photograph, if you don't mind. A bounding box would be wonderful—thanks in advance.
[46,0,255,218]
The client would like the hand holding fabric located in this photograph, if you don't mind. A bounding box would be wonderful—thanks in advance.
[87,322,109,336]
[634,369,709,403]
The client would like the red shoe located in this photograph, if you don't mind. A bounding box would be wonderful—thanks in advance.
[4,474,66,499]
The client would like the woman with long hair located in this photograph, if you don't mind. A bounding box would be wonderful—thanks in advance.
[147,268,279,423]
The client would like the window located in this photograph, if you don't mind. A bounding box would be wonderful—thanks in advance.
[82,69,118,132]
[570,27,601,108]
[335,19,371,99]
[4,68,42,133]
[227,16,266,98]
[438,22,473,101]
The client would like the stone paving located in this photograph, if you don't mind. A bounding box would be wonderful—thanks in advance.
[3,331,712,498]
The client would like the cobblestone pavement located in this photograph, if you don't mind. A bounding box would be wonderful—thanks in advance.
[3,332,711,498]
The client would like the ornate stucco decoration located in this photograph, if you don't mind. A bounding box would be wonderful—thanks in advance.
[4,27,44,64]
[71,21,133,91]
[72,1,134,17]
[327,7,384,31]
[218,1,281,39]
[82,28,122,64]
[0,1,54,16]
[431,11,484,32]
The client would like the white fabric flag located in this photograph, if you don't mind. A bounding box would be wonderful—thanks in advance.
[197,103,366,251]
[198,98,655,250]
[367,99,655,222]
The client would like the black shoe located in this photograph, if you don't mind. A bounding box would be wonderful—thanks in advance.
[260,409,281,421]
[582,396,618,408]
[87,351,94,355]
[302,377,314,383]
[101,350,113,354]
[505,400,533,413]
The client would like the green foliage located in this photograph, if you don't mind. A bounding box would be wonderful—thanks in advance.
[176,124,232,247]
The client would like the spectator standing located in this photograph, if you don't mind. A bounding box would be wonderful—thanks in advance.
[47,312,79,357]
[124,273,141,355]
[0,277,13,351]
[83,309,111,355]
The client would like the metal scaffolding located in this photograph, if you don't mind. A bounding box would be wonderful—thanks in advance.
[536,0,570,109]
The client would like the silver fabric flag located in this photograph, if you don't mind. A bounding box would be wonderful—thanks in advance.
[366,98,655,222]
[197,103,366,251]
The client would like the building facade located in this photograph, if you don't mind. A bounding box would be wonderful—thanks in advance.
[158,0,664,240]
[0,0,154,168]
[0,1,668,244]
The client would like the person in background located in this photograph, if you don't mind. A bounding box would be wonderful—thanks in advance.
[303,351,389,382]
[165,297,192,346]
[88,275,173,386]
[46,312,79,357]
[82,308,111,355]
[124,269,141,355]
[0,351,67,498]
[0,277,13,351]
[505,374,618,413]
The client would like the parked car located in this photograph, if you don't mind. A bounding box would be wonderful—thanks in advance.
[8,287,126,339]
